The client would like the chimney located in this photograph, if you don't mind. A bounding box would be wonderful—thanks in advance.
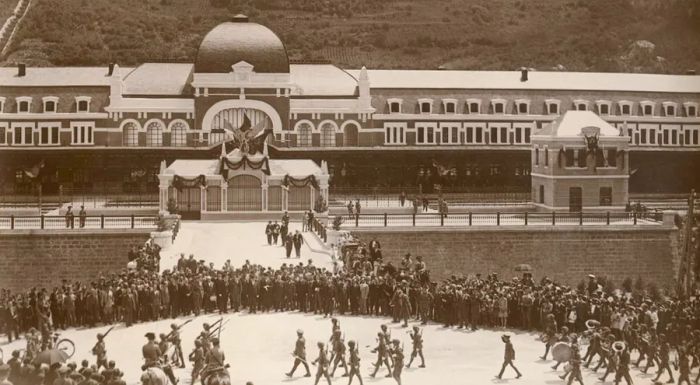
[108,63,115,76]
[17,63,26,77]
[687,69,696,75]
[520,67,528,82]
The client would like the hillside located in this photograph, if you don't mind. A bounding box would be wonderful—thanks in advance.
[1,0,700,73]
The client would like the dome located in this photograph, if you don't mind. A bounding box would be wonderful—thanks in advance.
[195,15,289,74]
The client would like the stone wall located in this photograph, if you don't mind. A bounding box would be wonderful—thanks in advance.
[352,225,679,289]
[0,230,151,291]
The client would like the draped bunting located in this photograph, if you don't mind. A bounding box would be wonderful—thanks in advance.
[220,155,271,179]
[282,174,319,190]
[172,175,207,190]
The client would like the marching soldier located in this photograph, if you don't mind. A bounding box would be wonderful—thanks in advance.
[168,323,186,368]
[158,333,170,366]
[370,332,392,378]
[189,340,205,385]
[496,334,521,380]
[347,340,362,385]
[312,342,332,385]
[652,334,674,384]
[286,329,311,378]
[540,313,557,360]
[330,334,349,377]
[92,333,108,370]
[566,343,584,385]
[677,346,691,385]
[406,326,425,368]
[390,339,404,385]
[613,343,633,385]
[201,338,225,384]
[142,332,178,385]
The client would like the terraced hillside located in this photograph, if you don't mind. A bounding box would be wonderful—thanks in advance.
[1,0,699,73]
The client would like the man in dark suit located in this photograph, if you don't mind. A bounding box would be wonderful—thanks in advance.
[265,221,273,245]
[293,231,304,258]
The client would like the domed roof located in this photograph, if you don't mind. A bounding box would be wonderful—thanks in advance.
[195,15,289,74]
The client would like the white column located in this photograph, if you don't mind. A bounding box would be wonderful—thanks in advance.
[159,186,168,214]
[200,186,207,212]
[221,186,227,211]
[282,186,288,211]
[310,186,315,211]
[262,183,268,211]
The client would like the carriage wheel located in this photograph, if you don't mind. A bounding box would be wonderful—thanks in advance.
[56,339,75,358]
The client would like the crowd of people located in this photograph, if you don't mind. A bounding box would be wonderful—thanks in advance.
[2,216,700,384]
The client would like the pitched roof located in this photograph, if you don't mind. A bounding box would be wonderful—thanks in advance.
[290,64,358,96]
[122,63,193,95]
[345,69,700,94]
[536,111,620,138]
[0,66,132,87]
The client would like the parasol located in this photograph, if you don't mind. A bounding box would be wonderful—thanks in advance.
[551,342,572,363]
[33,349,69,365]
[514,264,533,272]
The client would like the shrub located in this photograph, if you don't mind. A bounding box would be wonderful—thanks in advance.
[332,215,344,231]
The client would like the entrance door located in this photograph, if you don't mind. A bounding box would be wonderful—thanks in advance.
[177,187,201,219]
[569,187,582,212]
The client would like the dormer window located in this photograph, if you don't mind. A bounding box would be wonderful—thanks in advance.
[640,101,655,116]
[16,97,32,113]
[515,99,530,114]
[663,102,678,117]
[545,99,560,115]
[618,100,633,116]
[387,98,402,114]
[466,99,481,114]
[596,100,612,115]
[75,96,92,113]
[491,99,506,114]
[418,98,433,114]
[43,96,59,113]
[573,100,589,111]
[684,102,698,117]
[0,97,5,113]
[442,99,457,114]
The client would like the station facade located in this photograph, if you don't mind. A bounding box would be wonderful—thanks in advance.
[1,15,699,199]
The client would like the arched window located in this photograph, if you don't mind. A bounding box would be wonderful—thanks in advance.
[123,122,139,146]
[297,123,312,147]
[146,121,163,147]
[343,122,359,146]
[171,122,187,147]
[320,122,336,147]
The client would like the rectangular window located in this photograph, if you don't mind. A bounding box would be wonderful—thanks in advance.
[577,103,587,111]
[649,129,656,144]
[475,127,483,143]
[40,125,59,145]
[621,105,631,115]
[565,149,575,167]
[12,124,34,145]
[644,105,653,115]
[44,101,56,112]
[640,129,647,144]
[600,187,612,206]
[390,102,400,113]
[549,104,558,114]
[494,103,504,114]
[607,149,617,167]
[500,126,507,143]
[544,149,549,166]
[18,101,30,113]
[384,123,406,145]
[490,127,498,144]
[445,102,455,114]
[672,130,677,145]
[518,103,528,114]
[0,126,5,145]
[441,127,449,143]
[451,126,458,143]
[524,127,531,143]
[578,149,587,167]
[685,130,691,145]
[663,130,669,144]
[466,127,473,143]
[427,127,434,143]
[77,100,89,112]
[420,102,431,114]
[469,102,480,113]
[417,126,424,143]
[689,106,697,117]
[515,127,522,143]
[71,123,94,145]
[599,104,609,115]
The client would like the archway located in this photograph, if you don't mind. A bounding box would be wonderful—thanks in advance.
[342,121,359,147]
[227,174,262,211]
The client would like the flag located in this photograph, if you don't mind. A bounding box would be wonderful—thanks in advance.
[23,160,45,179]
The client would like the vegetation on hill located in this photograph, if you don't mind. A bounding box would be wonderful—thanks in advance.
[2,0,699,73]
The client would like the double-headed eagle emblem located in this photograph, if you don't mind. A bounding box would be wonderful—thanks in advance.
[219,113,272,155]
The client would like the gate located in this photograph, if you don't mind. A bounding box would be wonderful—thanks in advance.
[176,187,201,219]
[227,175,262,211]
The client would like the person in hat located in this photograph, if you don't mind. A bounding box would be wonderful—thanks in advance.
[652,333,674,384]
[142,332,161,368]
[330,333,348,378]
[390,339,404,385]
[293,230,305,258]
[201,337,225,384]
[370,332,392,378]
[286,329,311,378]
[189,339,205,385]
[406,326,425,368]
[65,205,74,228]
[265,221,274,245]
[347,340,363,385]
[311,341,331,385]
[78,205,87,228]
[92,333,108,370]
[496,334,521,380]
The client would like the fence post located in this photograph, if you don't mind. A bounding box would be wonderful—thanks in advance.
[355,214,359,227]
[11,215,14,230]
[41,215,44,229]
[579,211,583,225]
[469,212,472,226]
[633,211,637,225]
[524,211,528,226]
[101,214,105,229]
[412,213,415,227]
[384,213,387,227]
[440,213,444,226]
[552,211,556,225]
[497,212,500,226]
[606,211,610,225]
[131,214,135,229]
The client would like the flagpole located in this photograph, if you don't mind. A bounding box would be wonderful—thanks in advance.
[38,182,42,215]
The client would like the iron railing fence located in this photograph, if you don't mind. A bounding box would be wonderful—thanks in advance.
[0,215,159,230]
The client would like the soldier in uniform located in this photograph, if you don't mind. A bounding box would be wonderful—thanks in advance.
[652,334,674,384]
[677,346,691,385]
[346,340,362,385]
[158,333,170,366]
[406,326,425,368]
[566,343,584,385]
[390,339,404,385]
[540,313,558,360]
[496,334,521,380]
[168,323,186,368]
[189,340,205,385]
[92,333,108,370]
[613,343,633,385]
[370,332,392,378]
[201,338,226,384]
[312,342,332,385]
[287,329,311,378]
[142,332,177,385]
[330,334,349,377]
